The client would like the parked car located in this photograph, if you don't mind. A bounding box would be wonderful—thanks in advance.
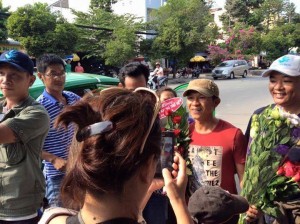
[212,60,249,79]
[0,72,119,99]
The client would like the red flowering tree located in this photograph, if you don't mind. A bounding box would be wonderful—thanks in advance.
[224,26,261,58]
[207,45,230,66]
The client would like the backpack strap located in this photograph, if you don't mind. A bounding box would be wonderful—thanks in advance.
[66,215,82,224]
[38,207,78,224]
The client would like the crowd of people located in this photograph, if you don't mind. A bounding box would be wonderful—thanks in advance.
[0,50,299,224]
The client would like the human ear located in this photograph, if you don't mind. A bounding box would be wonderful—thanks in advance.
[214,97,221,107]
[37,72,43,80]
[29,75,36,86]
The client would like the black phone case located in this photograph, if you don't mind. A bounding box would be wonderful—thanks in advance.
[155,131,175,178]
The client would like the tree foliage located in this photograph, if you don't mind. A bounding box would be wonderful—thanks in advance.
[150,0,216,67]
[219,0,300,61]
[0,0,10,42]
[222,0,299,32]
[7,3,78,57]
[224,26,262,56]
[261,23,300,60]
[207,45,229,66]
[221,0,265,29]
[90,0,118,12]
[73,4,142,66]
[103,16,141,65]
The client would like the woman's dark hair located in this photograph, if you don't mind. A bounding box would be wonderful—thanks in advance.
[55,88,161,209]
[156,87,177,98]
[36,54,65,73]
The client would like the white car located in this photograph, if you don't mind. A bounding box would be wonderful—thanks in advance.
[212,60,249,79]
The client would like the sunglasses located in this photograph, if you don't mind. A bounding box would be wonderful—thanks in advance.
[134,87,161,154]
[99,87,161,154]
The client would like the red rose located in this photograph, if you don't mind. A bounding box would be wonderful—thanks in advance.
[174,129,181,137]
[292,173,300,182]
[176,146,184,155]
[164,109,173,116]
[276,166,285,175]
[172,115,182,124]
[284,161,297,177]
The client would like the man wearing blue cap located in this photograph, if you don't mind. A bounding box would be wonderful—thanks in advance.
[245,54,300,224]
[0,50,49,223]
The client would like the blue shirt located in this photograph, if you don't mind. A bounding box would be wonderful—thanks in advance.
[37,90,80,178]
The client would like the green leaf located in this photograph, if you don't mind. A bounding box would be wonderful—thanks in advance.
[279,136,290,144]
[268,176,287,187]
[279,128,290,136]
[257,151,270,163]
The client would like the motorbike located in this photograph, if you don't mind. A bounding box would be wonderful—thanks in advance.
[192,68,202,78]
[147,72,168,90]
[175,68,191,78]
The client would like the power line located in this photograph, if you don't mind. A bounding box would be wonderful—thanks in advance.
[74,24,158,36]
[0,12,158,36]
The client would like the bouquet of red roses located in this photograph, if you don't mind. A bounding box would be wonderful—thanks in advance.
[159,97,192,175]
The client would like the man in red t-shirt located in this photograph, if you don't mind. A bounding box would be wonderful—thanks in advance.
[183,79,247,224]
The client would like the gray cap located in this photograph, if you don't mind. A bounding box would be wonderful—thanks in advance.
[262,54,300,77]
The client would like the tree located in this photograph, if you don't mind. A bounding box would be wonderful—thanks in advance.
[73,5,143,66]
[150,0,215,68]
[221,0,265,29]
[207,45,229,66]
[258,0,286,32]
[90,0,118,12]
[103,15,141,65]
[0,0,10,42]
[283,1,296,23]
[224,0,249,24]
[7,3,78,57]
[261,23,300,60]
[224,26,262,56]
[139,38,155,62]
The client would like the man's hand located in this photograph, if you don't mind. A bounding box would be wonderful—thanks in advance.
[246,205,263,223]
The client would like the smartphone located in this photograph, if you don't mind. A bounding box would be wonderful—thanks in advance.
[155,131,175,178]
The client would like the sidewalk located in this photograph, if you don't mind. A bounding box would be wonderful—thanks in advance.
[250,69,266,76]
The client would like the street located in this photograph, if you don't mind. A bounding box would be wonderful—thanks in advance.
[169,75,273,133]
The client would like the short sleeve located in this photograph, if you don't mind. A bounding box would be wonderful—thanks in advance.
[233,129,247,164]
[3,105,50,144]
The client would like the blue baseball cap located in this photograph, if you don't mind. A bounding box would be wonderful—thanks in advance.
[0,50,34,75]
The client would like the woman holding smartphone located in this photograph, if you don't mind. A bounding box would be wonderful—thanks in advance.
[39,87,193,224]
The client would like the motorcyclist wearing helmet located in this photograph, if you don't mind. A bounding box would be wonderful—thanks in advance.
[153,62,164,86]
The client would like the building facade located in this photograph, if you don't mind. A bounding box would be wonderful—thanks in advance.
[112,0,167,39]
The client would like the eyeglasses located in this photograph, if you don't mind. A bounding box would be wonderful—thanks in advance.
[44,72,66,78]
[100,87,161,154]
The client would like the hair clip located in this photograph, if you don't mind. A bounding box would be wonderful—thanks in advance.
[76,121,113,142]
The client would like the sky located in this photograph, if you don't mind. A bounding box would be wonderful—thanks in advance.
[3,0,300,13]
